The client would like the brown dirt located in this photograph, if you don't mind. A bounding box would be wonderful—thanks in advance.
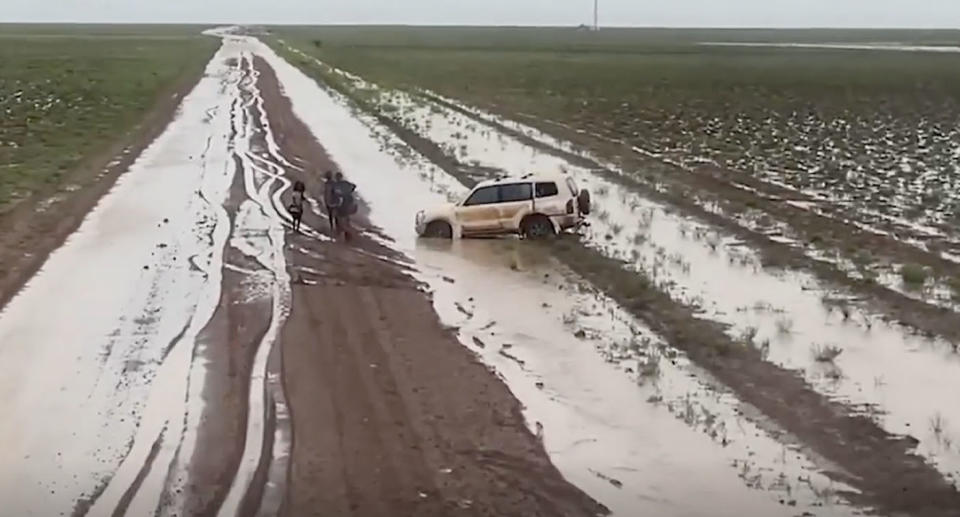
[253,57,606,516]
[0,45,216,313]
[295,70,960,515]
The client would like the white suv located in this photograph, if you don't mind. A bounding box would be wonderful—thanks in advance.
[416,175,591,239]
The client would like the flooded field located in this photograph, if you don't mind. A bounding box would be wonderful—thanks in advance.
[286,27,960,295]
[261,39,878,514]
[273,36,960,511]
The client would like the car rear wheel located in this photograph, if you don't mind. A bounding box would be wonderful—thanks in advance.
[522,215,555,240]
[423,220,453,239]
[578,189,592,216]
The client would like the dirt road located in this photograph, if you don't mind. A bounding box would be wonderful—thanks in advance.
[5,27,954,517]
[0,32,601,517]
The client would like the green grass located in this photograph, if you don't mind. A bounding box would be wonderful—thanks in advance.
[273,26,960,229]
[0,25,217,211]
[900,263,929,286]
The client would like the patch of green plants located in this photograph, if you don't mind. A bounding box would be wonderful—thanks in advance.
[0,28,216,211]
[900,263,929,286]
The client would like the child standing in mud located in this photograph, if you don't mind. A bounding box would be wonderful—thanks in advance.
[289,181,306,233]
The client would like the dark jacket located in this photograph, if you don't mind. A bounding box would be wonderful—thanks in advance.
[334,180,357,214]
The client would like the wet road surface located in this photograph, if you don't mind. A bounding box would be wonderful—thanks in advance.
[1,27,945,517]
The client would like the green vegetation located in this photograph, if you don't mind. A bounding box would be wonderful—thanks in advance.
[0,25,217,211]
[899,263,929,286]
[274,26,960,232]
[948,277,960,300]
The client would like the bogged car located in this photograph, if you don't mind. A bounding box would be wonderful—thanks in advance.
[415,175,591,239]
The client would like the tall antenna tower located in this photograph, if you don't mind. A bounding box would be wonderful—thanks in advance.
[593,0,599,31]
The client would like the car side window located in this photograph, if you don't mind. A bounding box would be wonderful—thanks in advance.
[463,186,500,206]
[500,183,532,203]
[535,182,559,198]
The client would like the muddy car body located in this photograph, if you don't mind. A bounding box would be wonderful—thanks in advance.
[416,176,590,239]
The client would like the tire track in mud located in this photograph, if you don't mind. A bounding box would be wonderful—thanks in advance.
[82,41,294,517]
[216,51,294,517]
[284,53,960,516]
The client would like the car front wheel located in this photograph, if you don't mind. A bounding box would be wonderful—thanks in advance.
[423,220,453,239]
[522,215,555,240]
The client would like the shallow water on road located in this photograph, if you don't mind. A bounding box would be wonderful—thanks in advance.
[0,39,240,516]
[262,40,867,515]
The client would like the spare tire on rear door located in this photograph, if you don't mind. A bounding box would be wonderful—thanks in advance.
[578,189,592,215]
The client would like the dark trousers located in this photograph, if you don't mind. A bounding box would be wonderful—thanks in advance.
[291,210,303,232]
[327,207,337,234]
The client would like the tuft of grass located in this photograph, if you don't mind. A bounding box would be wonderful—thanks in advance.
[739,326,758,346]
[900,263,929,286]
[812,343,843,363]
[930,412,945,437]
[775,317,794,335]
[949,277,960,300]
[637,352,662,381]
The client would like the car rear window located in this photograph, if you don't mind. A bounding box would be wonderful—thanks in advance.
[535,182,559,198]
[464,186,500,206]
[499,183,532,203]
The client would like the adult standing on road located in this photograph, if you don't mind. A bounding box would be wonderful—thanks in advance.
[333,172,357,242]
[322,171,338,236]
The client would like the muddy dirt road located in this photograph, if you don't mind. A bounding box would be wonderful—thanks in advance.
[0,32,599,517]
[1,27,954,517]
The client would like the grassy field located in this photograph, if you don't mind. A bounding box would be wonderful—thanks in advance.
[275,26,960,232]
[0,25,217,212]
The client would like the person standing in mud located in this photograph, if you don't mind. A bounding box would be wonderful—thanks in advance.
[289,181,306,233]
[322,171,339,235]
[333,172,357,241]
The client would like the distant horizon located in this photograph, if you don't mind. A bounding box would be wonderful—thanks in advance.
[3,22,960,31]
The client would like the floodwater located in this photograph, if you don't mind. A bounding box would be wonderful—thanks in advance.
[0,34,295,516]
[260,40,866,515]
[295,63,960,490]
[0,39,237,515]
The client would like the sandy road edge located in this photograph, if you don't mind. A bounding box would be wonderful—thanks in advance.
[0,36,219,312]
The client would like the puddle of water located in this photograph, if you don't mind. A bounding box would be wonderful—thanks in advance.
[0,39,239,517]
[420,240,864,516]
[257,39,867,515]
[299,67,960,488]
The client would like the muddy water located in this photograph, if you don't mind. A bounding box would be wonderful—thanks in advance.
[0,34,298,516]
[292,62,960,490]
[0,40,239,516]
[257,40,867,515]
